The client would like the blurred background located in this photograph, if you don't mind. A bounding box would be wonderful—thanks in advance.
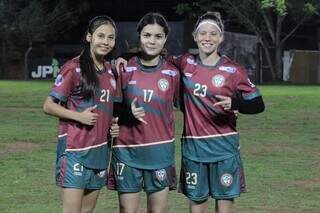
[0,0,319,84]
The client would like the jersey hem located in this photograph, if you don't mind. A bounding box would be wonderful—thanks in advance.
[182,154,235,163]
[113,151,174,170]
[56,184,103,190]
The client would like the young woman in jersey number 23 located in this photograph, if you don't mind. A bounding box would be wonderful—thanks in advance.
[171,11,265,213]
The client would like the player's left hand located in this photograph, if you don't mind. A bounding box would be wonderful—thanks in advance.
[110,117,119,138]
[115,57,127,74]
[213,95,232,111]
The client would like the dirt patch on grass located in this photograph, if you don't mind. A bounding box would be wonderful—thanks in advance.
[263,143,291,149]
[0,107,41,113]
[2,141,41,152]
[288,178,320,188]
[264,207,298,213]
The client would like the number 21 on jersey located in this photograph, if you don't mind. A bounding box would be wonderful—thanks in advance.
[100,89,110,102]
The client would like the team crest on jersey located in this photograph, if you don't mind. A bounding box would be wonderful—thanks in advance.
[155,169,167,181]
[212,74,225,87]
[161,69,177,77]
[125,66,137,72]
[158,79,169,91]
[110,79,116,89]
[220,173,233,187]
[54,74,64,86]
[187,57,197,65]
[219,66,236,73]
[96,170,106,178]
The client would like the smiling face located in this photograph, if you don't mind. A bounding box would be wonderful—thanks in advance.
[193,21,223,56]
[139,23,167,57]
[86,24,116,58]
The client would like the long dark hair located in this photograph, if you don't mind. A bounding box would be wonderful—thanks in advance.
[137,12,170,36]
[80,16,116,100]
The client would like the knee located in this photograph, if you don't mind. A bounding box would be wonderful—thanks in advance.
[147,205,168,213]
[190,199,208,213]
[119,205,139,213]
[81,207,95,213]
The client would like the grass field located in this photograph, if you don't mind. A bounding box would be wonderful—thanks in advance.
[0,80,319,212]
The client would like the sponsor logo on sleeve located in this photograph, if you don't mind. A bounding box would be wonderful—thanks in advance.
[128,80,137,85]
[185,72,193,77]
[54,74,64,86]
[158,79,169,91]
[219,66,236,73]
[212,74,225,87]
[186,57,197,65]
[161,69,177,77]
[125,66,137,72]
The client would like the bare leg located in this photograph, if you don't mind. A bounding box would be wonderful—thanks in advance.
[147,187,169,213]
[118,192,141,213]
[81,189,100,213]
[215,199,235,213]
[189,199,208,213]
[61,188,84,213]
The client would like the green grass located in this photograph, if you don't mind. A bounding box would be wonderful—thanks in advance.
[0,80,319,212]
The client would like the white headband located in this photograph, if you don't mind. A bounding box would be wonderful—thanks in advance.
[195,20,222,33]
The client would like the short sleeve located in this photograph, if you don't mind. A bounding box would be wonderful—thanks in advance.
[49,64,76,102]
[236,67,261,100]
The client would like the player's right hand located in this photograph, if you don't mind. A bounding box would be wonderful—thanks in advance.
[110,117,119,138]
[115,57,127,73]
[79,105,99,125]
[131,97,147,124]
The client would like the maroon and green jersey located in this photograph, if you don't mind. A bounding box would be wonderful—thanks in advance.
[49,56,122,169]
[172,53,262,162]
[113,56,180,169]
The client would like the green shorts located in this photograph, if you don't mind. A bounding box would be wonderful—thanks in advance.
[179,155,246,201]
[56,152,107,190]
[107,156,176,193]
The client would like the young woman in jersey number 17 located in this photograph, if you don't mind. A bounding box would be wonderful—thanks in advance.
[107,12,180,213]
